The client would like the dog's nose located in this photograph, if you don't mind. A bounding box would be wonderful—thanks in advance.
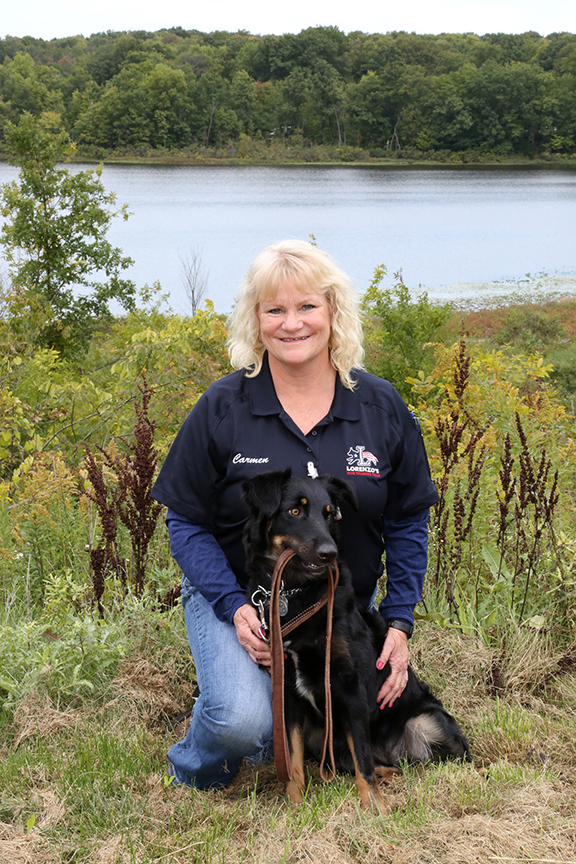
[316,542,337,562]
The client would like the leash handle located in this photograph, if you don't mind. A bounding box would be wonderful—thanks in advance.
[319,562,338,782]
[270,548,297,784]
[269,549,340,787]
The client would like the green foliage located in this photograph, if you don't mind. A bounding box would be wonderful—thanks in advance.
[0,452,89,606]
[408,336,576,643]
[0,287,230,489]
[0,292,228,620]
[0,114,136,356]
[0,617,124,712]
[362,266,453,399]
[1,29,576,158]
[546,341,576,402]
[494,305,564,352]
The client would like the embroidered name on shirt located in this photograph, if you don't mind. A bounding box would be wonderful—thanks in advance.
[233,453,270,464]
[346,445,381,477]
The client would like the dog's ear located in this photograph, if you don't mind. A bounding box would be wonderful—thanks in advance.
[323,476,359,512]
[241,469,292,518]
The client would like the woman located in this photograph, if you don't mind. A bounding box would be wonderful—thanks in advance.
[151,240,439,789]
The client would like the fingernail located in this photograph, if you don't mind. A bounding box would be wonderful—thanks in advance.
[376,661,383,670]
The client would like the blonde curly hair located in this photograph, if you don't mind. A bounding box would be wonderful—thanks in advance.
[228,240,364,389]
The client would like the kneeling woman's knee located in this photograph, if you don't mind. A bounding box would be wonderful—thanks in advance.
[203,692,272,752]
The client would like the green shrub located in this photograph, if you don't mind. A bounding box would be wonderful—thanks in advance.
[362,266,453,400]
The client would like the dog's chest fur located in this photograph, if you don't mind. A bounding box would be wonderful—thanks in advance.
[288,649,321,713]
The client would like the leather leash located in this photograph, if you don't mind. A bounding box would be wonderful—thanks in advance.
[269,547,339,785]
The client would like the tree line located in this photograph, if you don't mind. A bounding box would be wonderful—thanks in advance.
[1,26,576,158]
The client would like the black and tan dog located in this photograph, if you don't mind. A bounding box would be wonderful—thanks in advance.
[242,469,469,811]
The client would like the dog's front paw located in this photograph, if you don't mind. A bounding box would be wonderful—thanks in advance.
[355,776,393,815]
[285,779,304,805]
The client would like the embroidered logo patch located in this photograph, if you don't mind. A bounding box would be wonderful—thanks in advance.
[346,445,381,477]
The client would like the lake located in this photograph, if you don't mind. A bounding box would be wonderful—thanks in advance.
[1,162,576,314]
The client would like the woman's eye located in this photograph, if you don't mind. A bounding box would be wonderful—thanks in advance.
[267,308,282,315]
[289,508,300,517]
[301,304,315,311]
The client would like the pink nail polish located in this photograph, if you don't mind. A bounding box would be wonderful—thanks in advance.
[377,661,383,670]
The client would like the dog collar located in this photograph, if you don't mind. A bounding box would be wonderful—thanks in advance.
[251,580,309,642]
[252,581,305,619]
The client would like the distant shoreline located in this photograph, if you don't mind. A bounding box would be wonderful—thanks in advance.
[3,152,576,170]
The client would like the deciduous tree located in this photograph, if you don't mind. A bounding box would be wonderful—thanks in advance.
[0,113,136,356]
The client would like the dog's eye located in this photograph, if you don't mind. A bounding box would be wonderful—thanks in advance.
[289,507,300,517]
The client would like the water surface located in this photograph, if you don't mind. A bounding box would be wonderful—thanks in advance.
[1,162,575,313]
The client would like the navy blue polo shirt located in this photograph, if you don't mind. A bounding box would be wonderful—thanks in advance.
[152,355,439,613]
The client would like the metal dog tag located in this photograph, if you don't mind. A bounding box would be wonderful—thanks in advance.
[279,594,289,617]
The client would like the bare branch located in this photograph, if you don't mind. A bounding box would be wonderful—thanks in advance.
[178,246,209,315]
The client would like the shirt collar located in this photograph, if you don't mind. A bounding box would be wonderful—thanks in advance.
[248,353,282,416]
[330,373,360,421]
[248,353,360,421]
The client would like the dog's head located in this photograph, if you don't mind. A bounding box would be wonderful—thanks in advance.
[242,469,358,579]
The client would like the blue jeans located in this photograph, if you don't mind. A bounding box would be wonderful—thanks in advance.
[167,580,273,789]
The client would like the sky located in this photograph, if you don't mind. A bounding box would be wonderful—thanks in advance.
[3,0,576,42]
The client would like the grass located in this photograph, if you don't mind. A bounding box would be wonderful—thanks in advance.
[1,616,576,864]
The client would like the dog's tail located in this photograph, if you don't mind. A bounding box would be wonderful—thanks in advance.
[374,708,470,766]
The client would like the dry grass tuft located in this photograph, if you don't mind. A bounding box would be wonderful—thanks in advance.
[0,790,65,864]
[391,812,576,864]
[12,691,85,750]
[93,834,132,864]
[410,627,492,708]
[0,821,58,864]
[112,654,196,727]
[494,629,565,696]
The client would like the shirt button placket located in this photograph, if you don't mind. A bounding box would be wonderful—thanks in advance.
[306,428,318,464]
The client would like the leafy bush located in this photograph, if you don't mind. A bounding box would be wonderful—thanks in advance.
[494,306,564,352]
[0,114,136,356]
[362,266,453,400]
[1,452,89,606]
[545,342,576,404]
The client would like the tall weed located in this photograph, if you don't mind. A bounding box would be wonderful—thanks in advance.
[409,336,576,644]
[84,376,163,612]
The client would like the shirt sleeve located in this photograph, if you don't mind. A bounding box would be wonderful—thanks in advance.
[378,508,429,626]
[166,509,247,624]
[383,392,439,520]
[151,390,224,525]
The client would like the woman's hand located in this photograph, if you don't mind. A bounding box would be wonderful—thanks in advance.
[375,628,410,709]
[233,603,272,667]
